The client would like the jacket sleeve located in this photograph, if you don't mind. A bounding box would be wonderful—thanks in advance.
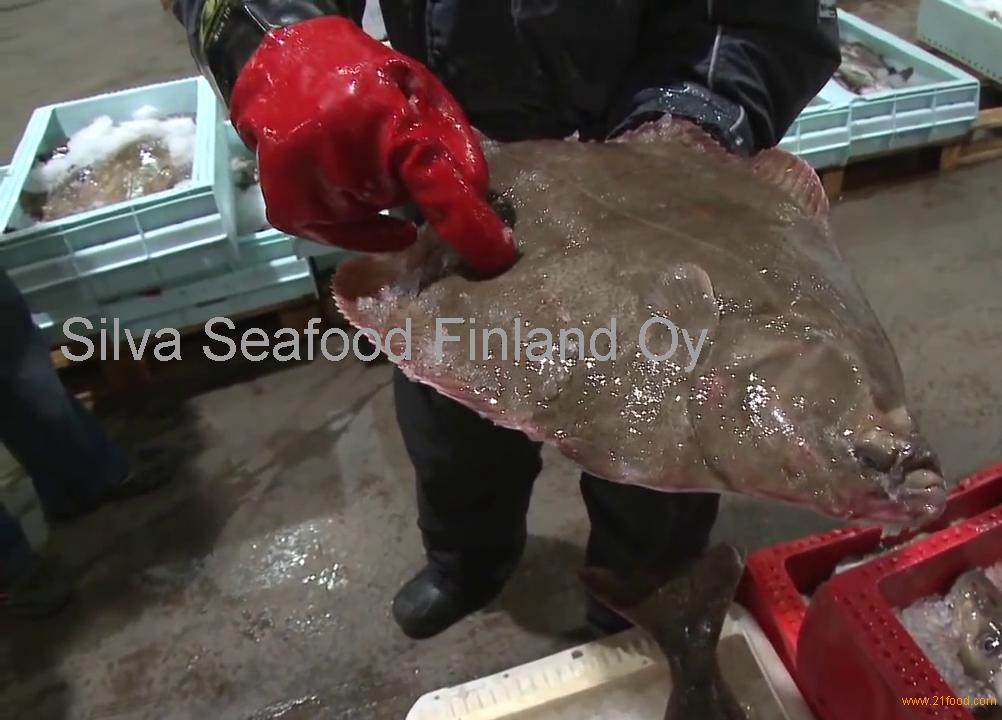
[608,0,841,154]
[170,0,363,105]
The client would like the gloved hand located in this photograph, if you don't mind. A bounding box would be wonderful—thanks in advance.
[229,16,516,276]
[608,82,756,157]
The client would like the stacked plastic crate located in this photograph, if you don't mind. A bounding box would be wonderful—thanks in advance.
[833,11,981,158]
[919,0,1002,85]
[779,10,983,171]
[737,461,1002,720]
[779,80,853,171]
[0,77,341,345]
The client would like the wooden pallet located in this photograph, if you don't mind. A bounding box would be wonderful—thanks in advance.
[819,66,1002,200]
[940,106,1002,169]
[50,296,324,396]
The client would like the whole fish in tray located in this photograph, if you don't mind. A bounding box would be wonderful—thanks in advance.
[25,138,189,223]
[333,120,946,527]
[835,41,915,95]
[17,113,196,226]
[949,569,1002,699]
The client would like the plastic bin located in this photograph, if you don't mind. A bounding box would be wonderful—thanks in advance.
[406,604,816,720]
[8,212,234,304]
[37,255,315,344]
[120,273,316,336]
[238,228,297,266]
[779,81,852,169]
[0,77,223,267]
[737,460,1002,677]
[798,506,1002,720]
[835,11,980,158]
[919,0,1002,85]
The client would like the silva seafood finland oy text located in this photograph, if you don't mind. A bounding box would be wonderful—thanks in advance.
[58,316,710,370]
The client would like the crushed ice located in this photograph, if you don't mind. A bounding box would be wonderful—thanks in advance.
[231,156,269,234]
[25,107,196,194]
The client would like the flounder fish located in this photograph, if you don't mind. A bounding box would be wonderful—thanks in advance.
[950,569,1002,699]
[333,120,946,527]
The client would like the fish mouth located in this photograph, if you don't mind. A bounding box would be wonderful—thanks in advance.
[845,489,944,527]
[844,469,947,527]
[895,479,948,522]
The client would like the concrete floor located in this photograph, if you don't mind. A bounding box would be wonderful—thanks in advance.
[2,1,1001,719]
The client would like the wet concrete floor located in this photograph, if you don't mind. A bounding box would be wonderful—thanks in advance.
[2,0,1001,718]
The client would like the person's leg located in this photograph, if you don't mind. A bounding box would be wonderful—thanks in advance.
[580,473,720,632]
[392,368,542,638]
[0,269,128,519]
[0,504,71,618]
[0,505,33,583]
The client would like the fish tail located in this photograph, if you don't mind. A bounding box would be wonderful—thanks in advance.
[578,543,747,720]
[666,667,747,720]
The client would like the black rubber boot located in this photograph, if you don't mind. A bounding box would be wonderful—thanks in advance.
[0,555,72,620]
[392,566,505,640]
[585,593,633,636]
[46,447,173,523]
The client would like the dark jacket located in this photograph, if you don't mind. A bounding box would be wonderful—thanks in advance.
[173,0,840,151]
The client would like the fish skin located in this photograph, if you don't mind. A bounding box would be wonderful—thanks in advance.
[578,544,748,720]
[24,137,190,223]
[949,569,1002,694]
[333,119,947,526]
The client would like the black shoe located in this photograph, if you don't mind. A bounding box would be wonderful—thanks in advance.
[46,448,173,522]
[585,593,633,636]
[103,467,171,503]
[0,555,72,620]
[392,567,504,640]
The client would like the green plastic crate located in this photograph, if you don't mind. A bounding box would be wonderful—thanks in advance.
[0,77,224,268]
[121,275,316,337]
[836,11,981,158]
[779,81,852,169]
[37,255,315,343]
[919,0,1002,84]
[238,228,297,265]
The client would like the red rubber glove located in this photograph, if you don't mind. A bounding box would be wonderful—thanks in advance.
[229,16,516,276]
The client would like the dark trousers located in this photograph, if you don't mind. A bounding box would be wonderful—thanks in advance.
[0,269,127,583]
[393,369,720,597]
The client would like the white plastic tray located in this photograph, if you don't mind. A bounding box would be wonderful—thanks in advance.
[406,604,815,720]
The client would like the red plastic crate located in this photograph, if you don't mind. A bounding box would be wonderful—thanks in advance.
[798,507,1002,720]
[737,461,1002,676]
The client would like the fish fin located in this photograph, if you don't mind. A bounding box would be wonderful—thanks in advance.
[614,117,735,158]
[617,117,831,228]
[750,147,831,228]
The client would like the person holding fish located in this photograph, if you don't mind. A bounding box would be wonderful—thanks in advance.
[170,0,843,639]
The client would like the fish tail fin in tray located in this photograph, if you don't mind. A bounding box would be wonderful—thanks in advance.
[579,544,748,720]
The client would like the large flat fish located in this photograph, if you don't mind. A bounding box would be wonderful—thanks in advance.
[333,120,946,526]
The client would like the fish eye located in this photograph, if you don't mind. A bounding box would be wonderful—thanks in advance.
[980,634,1002,657]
